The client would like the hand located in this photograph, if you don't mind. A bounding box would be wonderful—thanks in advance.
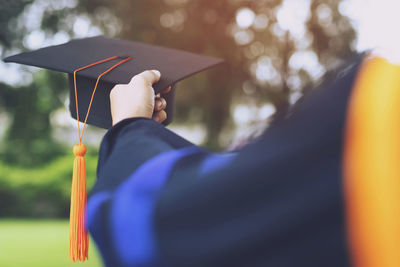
[110,70,171,126]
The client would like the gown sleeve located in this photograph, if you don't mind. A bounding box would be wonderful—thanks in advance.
[87,117,236,267]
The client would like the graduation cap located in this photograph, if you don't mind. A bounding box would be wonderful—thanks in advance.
[3,35,224,128]
[3,35,224,262]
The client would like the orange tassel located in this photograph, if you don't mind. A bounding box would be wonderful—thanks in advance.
[69,56,132,262]
[69,144,89,262]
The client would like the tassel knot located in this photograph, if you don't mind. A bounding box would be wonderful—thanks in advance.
[73,144,86,157]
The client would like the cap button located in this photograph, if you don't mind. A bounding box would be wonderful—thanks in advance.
[73,144,87,157]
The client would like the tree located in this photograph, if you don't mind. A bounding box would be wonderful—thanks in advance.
[0,71,66,166]
[0,0,67,166]
[76,0,356,148]
[0,0,33,49]
[0,0,357,163]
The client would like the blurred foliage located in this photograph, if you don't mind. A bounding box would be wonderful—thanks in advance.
[68,0,356,148]
[0,0,33,49]
[0,0,357,157]
[0,151,98,217]
[0,71,67,166]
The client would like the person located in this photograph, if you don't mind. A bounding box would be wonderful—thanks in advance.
[86,57,361,267]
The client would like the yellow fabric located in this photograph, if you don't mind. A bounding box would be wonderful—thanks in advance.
[344,56,400,267]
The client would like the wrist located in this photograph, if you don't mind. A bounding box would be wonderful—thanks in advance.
[112,109,153,126]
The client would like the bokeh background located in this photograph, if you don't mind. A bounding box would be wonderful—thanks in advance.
[0,0,397,266]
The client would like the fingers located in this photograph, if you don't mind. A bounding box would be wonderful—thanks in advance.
[129,70,161,86]
[154,86,170,115]
[155,86,172,98]
[154,96,167,111]
[160,86,172,95]
[153,93,167,123]
[153,110,167,123]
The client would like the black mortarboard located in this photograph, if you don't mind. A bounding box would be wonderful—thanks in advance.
[3,35,224,128]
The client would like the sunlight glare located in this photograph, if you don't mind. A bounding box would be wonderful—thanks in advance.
[236,8,256,29]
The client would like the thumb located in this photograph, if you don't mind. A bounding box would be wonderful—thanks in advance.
[130,70,161,85]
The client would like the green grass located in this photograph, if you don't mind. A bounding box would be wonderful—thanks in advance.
[0,219,103,267]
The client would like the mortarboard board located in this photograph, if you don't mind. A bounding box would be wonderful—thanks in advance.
[3,35,224,128]
[3,35,224,262]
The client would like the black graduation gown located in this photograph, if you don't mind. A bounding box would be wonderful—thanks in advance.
[86,56,363,267]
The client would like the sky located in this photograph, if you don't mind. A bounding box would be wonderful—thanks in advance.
[340,0,400,63]
[235,0,400,62]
